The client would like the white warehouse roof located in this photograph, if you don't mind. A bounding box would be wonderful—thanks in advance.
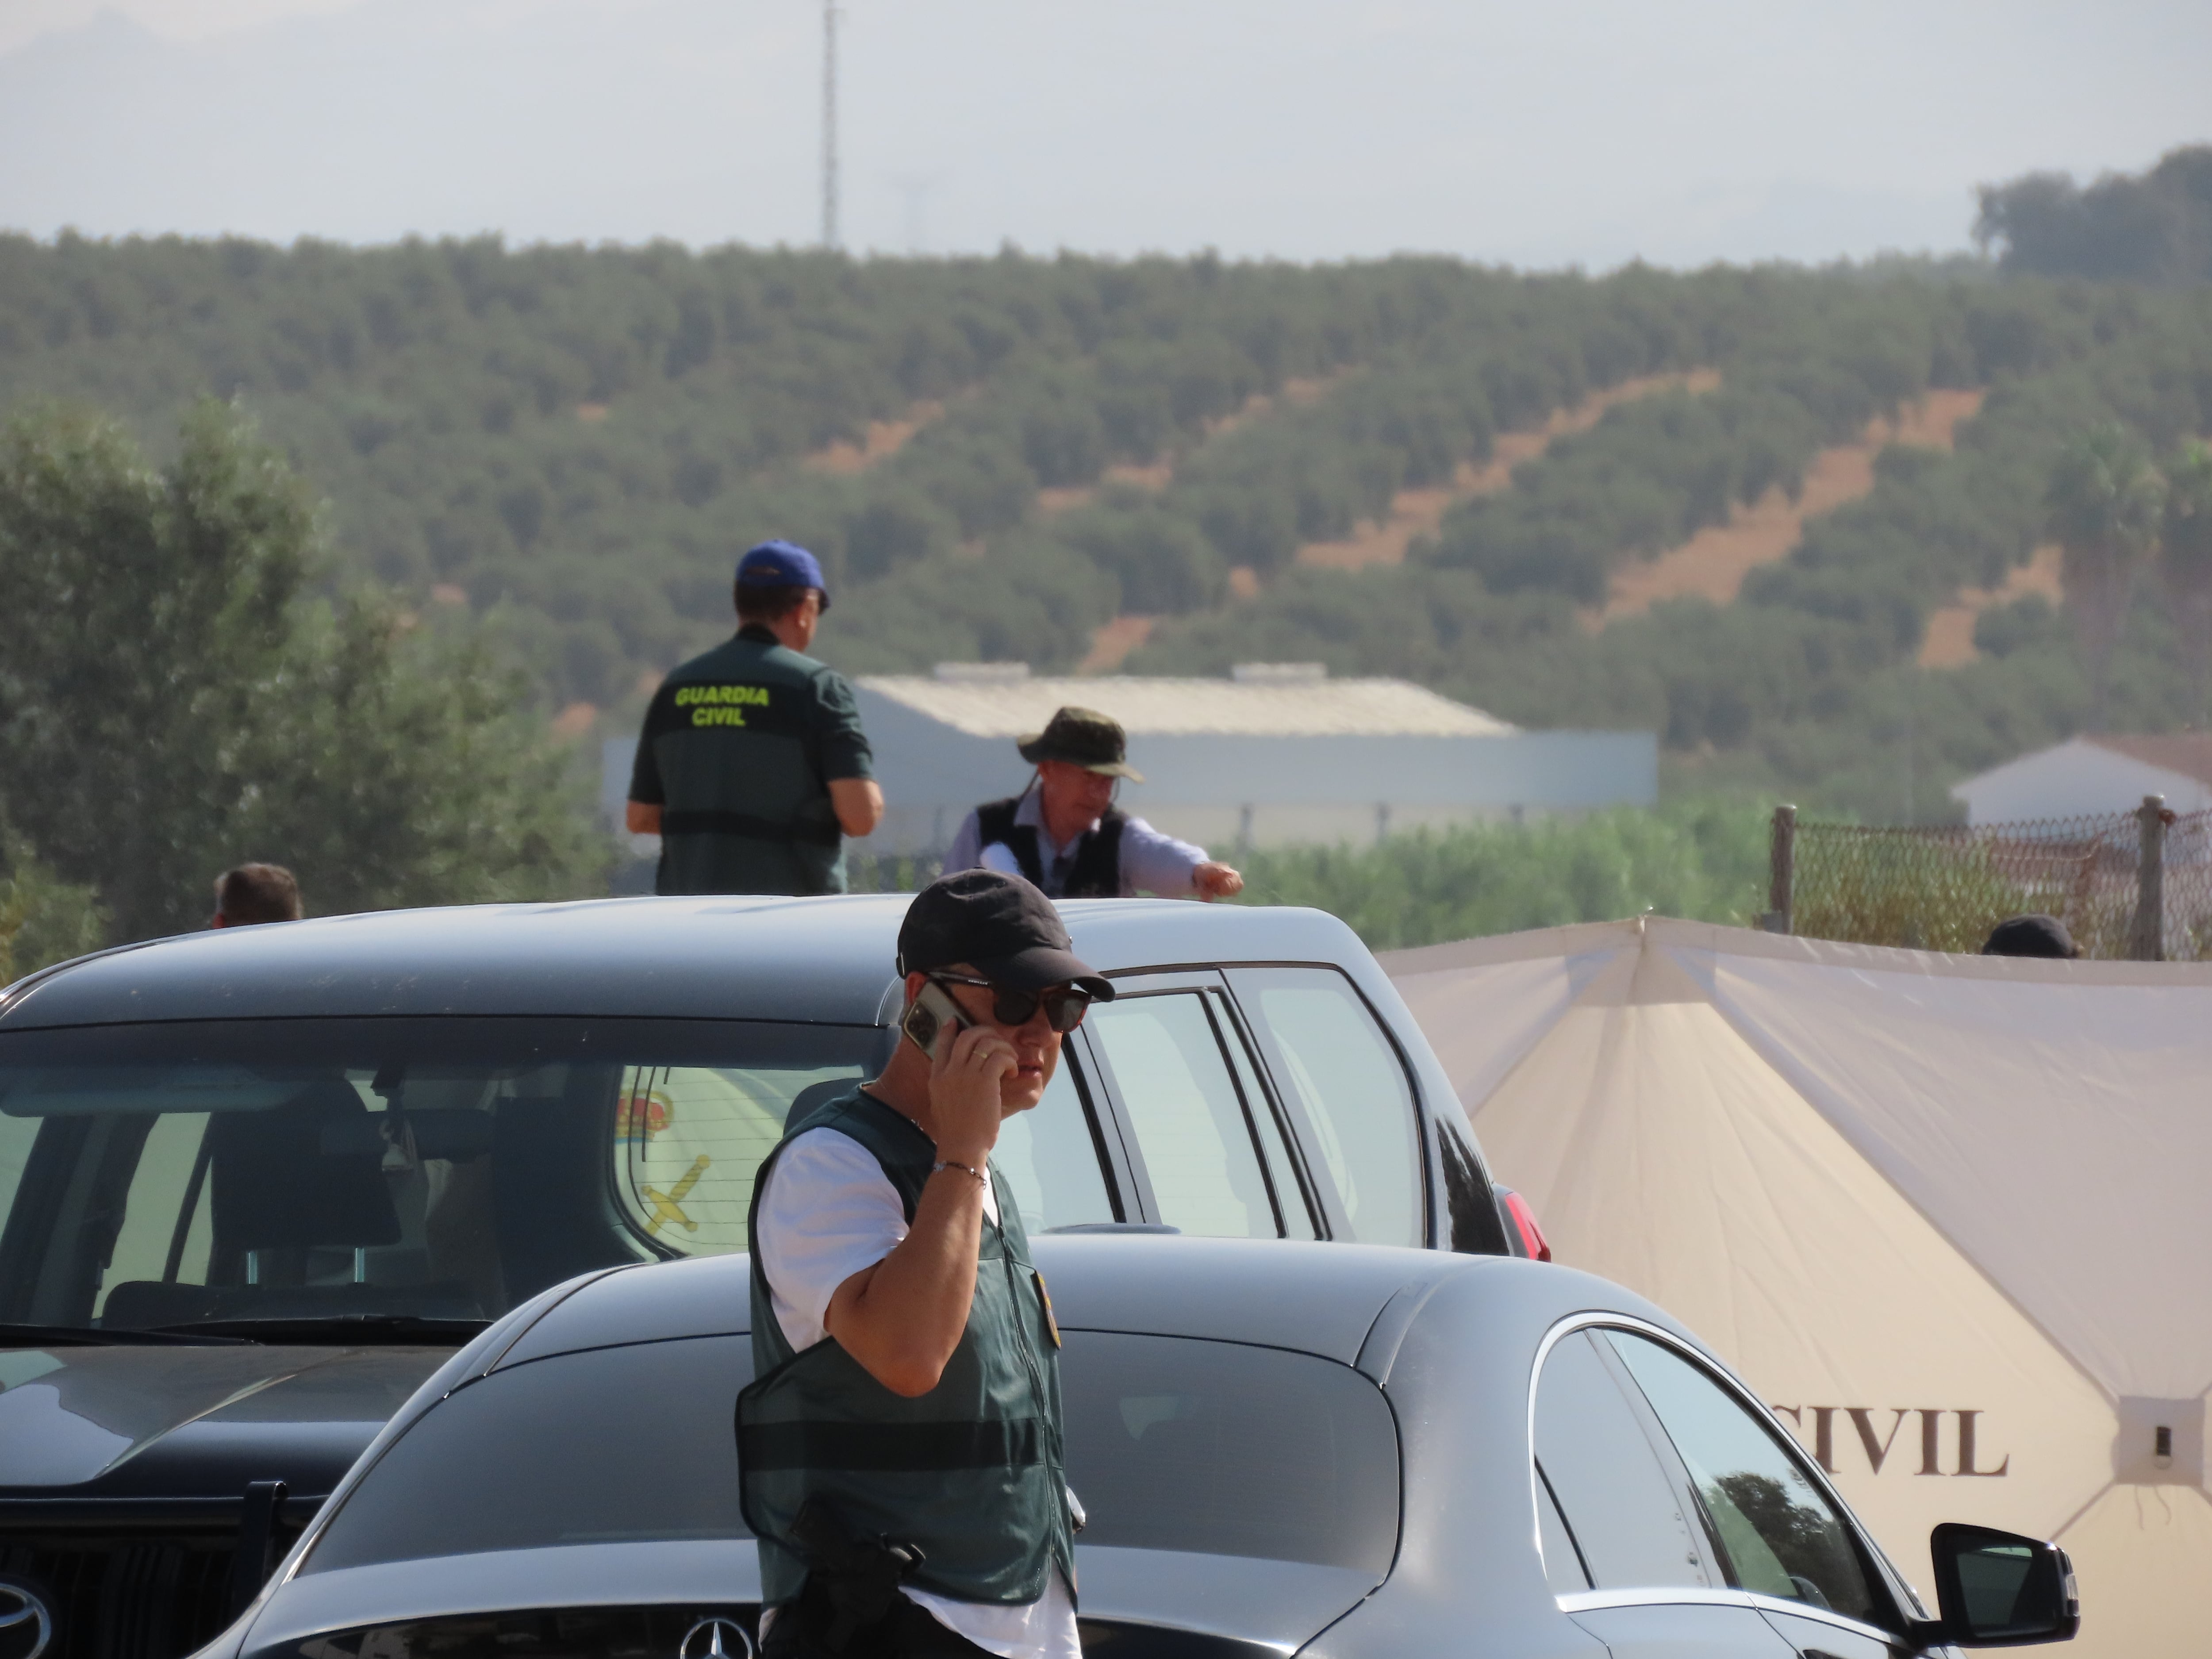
[1951,735,2212,824]
[855,673,1519,740]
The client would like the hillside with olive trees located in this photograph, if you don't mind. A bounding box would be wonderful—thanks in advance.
[4,146,2211,844]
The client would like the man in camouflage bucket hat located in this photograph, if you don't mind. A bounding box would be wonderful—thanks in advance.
[945,707,1244,900]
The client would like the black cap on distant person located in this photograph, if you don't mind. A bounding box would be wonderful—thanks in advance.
[1982,913,2082,959]
[898,870,1115,1000]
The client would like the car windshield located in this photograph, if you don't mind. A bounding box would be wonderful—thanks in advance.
[300,1329,1400,1575]
[0,1017,887,1333]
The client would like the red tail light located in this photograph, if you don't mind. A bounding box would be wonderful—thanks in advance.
[1503,1190,1552,1263]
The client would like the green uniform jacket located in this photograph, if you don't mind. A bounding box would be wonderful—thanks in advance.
[629,625,873,895]
[738,1089,1076,1613]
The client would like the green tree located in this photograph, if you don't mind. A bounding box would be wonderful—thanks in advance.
[0,401,604,944]
[2045,425,2164,732]
[0,833,107,984]
[2160,441,2212,727]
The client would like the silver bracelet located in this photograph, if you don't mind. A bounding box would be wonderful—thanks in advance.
[932,1160,987,1189]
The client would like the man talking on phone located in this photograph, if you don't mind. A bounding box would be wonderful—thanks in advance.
[739,869,1112,1659]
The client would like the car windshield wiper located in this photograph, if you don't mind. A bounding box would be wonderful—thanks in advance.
[0,1321,260,1348]
[146,1314,491,1346]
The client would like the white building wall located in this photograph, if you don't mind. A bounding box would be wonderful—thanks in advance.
[602,698,1659,861]
[1949,740,2212,825]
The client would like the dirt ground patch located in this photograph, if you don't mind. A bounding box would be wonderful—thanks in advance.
[803,400,946,475]
[1078,614,1156,673]
[1919,544,2065,668]
[1593,387,1985,627]
[1294,369,1722,572]
[1039,374,1347,518]
[1037,459,1174,515]
[550,701,599,738]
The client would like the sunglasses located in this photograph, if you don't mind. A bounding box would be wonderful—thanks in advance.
[930,973,1094,1033]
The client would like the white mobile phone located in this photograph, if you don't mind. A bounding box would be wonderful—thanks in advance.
[902,979,972,1059]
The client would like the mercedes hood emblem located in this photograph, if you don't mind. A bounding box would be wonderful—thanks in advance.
[678,1616,753,1659]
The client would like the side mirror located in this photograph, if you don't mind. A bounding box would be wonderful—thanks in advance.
[1912,1523,2080,1647]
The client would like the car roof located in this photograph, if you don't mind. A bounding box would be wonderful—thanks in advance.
[0,894,1371,1030]
[487,1234,1487,1375]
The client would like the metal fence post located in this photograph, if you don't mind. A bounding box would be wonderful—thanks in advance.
[2131,794,2168,961]
[1763,803,1797,934]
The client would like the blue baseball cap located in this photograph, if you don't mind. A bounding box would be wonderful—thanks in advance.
[736,539,830,610]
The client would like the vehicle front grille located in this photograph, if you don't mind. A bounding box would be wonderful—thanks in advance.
[1,1534,244,1659]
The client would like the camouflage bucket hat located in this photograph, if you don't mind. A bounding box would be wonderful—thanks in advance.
[1016,706,1143,781]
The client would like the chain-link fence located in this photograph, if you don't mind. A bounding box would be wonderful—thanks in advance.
[1767,799,2212,960]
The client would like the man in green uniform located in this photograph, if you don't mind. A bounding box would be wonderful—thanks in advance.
[739,871,1106,1659]
[626,540,883,895]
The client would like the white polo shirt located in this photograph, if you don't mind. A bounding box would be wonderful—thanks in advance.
[755,1123,1080,1659]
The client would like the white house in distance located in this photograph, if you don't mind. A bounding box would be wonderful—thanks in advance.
[601,663,1657,860]
[1950,734,2212,824]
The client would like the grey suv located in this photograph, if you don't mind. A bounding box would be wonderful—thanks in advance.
[0,894,1512,1659]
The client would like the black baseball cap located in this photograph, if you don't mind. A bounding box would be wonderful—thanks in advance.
[1982,914,2081,959]
[897,870,1115,1000]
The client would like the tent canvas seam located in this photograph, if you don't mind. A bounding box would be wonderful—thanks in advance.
[1667,942,2125,1416]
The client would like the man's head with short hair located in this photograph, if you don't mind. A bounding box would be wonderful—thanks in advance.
[211,863,303,928]
[734,583,819,625]
[1982,913,2081,959]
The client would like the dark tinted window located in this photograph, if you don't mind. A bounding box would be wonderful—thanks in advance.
[1061,1332,1398,1573]
[1533,1329,1715,1591]
[1603,1330,1882,1624]
[303,1335,753,1571]
[0,1017,885,1330]
[304,1329,1396,1578]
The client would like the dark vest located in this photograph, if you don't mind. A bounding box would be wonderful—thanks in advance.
[738,1090,1075,1611]
[645,627,850,897]
[974,797,1125,899]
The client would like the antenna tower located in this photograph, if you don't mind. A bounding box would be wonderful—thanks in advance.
[821,0,841,250]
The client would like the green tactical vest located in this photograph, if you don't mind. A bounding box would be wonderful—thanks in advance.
[737,1089,1075,1612]
[640,629,862,897]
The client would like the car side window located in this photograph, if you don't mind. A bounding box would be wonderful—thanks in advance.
[1229,968,1423,1247]
[1533,1329,1717,1592]
[1085,992,1283,1238]
[1210,991,1317,1239]
[1601,1330,1883,1627]
[991,1060,1116,1234]
[614,1062,860,1253]
[614,1056,1114,1246]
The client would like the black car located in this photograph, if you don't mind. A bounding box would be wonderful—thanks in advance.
[0,894,1517,1659]
[202,1236,2078,1659]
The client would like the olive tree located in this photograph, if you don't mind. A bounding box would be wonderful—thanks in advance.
[0,401,605,945]
[2045,424,2164,733]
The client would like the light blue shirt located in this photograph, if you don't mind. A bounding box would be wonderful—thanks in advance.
[945,788,1210,898]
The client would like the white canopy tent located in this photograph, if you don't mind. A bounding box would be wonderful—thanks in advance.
[1381,918,2212,1658]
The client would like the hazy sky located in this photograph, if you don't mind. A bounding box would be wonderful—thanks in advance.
[3,0,2207,268]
